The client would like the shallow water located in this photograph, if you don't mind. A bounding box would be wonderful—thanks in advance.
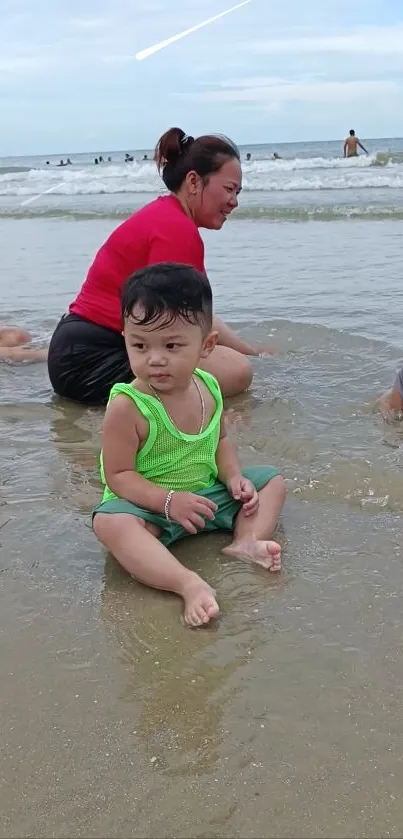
[2,136,403,223]
[1,212,403,837]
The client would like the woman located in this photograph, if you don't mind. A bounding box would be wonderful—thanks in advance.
[48,127,272,404]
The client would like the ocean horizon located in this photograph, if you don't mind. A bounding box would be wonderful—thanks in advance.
[1,135,403,223]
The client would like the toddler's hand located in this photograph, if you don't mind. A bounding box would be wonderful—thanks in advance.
[227,475,259,517]
[168,492,217,535]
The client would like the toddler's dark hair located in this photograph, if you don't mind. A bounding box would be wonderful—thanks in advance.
[122,263,213,331]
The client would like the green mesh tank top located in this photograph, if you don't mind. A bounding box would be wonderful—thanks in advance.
[100,368,223,503]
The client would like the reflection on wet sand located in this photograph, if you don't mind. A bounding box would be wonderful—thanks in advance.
[49,398,102,511]
[100,538,280,777]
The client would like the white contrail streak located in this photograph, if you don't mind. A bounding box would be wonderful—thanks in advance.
[136,0,252,61]
[21,182,64,207]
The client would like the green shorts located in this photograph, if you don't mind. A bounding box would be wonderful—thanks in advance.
[92,465,279,547]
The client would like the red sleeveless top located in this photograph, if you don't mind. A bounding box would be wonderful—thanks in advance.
[70,195,205,332]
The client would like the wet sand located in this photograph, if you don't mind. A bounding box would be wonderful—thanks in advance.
[1,217,403,837]
[1,484,402,837]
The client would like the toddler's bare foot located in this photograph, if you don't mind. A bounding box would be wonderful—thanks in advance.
[222,539,282,572]
[181,578,219,627]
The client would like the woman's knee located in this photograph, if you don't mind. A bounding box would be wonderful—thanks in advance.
[232,354,253,394]
[201,347,253,397]
[220,353,253,397]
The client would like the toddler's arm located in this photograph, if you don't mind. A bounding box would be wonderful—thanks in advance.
[215,416,243,487]
[380,368,403,417]
[102,394,168,512]
[380,385,403,417]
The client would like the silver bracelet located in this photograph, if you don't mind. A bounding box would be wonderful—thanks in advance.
[164,489,175,521]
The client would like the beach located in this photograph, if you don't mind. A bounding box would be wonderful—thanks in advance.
[1,139,403,838]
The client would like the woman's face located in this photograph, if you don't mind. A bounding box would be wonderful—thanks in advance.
[189,158,242,230]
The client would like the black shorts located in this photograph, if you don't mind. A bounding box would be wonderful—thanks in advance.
[48,313,132,404]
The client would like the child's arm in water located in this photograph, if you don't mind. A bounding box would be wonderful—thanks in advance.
[0,326,31,347]
[102,394,168,512]
[380,385,403,418]
[380,368,403,417]
[0,346,48,363]
[215,415,243,485]
[0,327,48,363]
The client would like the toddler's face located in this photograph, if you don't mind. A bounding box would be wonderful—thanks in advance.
[124,307,217,392]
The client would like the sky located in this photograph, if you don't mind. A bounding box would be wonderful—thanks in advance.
[1,0,403,155]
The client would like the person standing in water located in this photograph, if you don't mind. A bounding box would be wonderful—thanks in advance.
[343,130,368,158]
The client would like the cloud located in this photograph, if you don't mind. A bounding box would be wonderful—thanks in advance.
[69,17,110,28]
[0,57,44,73]
[102,55,135,65]
[181,79,399,106]
[246,25,403,55]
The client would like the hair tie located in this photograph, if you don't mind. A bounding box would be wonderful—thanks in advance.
[181,134,194,149]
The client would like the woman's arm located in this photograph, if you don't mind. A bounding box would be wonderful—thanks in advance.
[213,315,275,357]
[213,316,258,355]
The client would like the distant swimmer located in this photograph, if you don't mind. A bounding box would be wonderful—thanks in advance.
[272,152,281,160]
[246,152,251,161]
[125,153,134,162]
[343,129,368,158]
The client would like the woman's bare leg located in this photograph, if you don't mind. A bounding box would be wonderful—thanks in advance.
[199,345,252,397]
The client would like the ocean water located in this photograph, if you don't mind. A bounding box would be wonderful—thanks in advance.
[1,139,403,838]
[1,137,403,221]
